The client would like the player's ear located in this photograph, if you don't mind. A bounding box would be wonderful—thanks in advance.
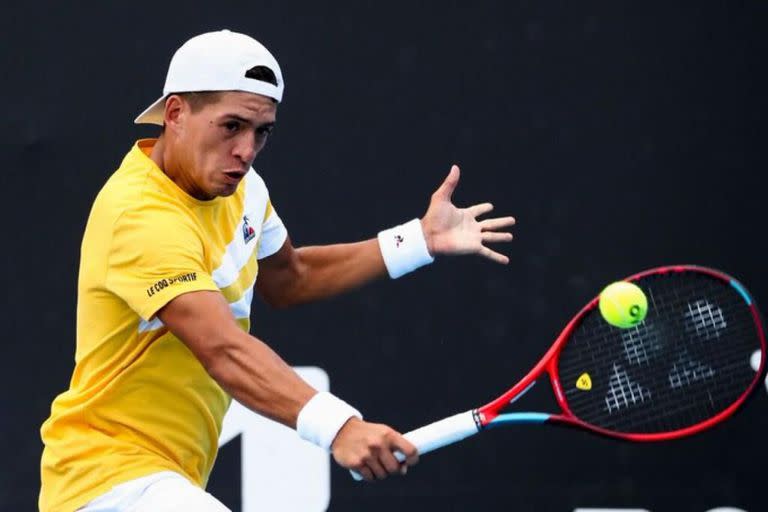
[163,94,186,133]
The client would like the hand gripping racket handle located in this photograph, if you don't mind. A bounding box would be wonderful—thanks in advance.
[350,410,479,481]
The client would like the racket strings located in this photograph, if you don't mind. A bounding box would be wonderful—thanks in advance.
[557,271,761,434]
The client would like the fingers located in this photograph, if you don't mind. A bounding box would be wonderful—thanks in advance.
[479,246,510,265]
[335,422,418,482]
[479,216,516,231]
[371,432,417,479]
[378,449,403,477]
[482,232,513,243]
[367,458,389,480]
[433,165,460,201]
[391,435,419,467]
[467,202,493,218]
[360,449,415,481]
[478,215,514,263]
[356,466,374,482]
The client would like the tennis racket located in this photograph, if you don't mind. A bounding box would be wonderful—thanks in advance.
[352,265,767,480]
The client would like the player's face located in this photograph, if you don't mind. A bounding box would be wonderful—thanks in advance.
[174,91,277,199]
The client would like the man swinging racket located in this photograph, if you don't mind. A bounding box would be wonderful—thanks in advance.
[39,29,515,511]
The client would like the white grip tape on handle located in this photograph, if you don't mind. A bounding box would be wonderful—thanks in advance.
[350,410,479,481]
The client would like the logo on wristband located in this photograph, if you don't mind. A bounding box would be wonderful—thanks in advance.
[395,235,404,247]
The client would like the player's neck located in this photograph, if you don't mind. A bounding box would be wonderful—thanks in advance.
[149,136,166,172]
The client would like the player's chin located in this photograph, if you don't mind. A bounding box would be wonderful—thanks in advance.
[215,173,245,196]
[213,181,240,197]
[217,186,239,197]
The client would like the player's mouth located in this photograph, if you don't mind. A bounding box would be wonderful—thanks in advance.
[223,170,247,184]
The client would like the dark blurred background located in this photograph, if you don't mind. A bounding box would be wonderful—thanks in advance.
[2,1,766,511]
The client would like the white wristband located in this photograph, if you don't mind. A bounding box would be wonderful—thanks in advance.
[377,218,435,279]
[296,392,362,451]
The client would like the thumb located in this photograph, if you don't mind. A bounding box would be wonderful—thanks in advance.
[433,165,460,201]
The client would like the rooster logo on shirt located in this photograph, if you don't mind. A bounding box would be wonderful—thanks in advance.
[242,215,256,244]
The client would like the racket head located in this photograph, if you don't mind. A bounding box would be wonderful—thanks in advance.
[480,265,767,441]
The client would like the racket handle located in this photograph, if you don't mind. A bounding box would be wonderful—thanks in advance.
[349,410,479,481]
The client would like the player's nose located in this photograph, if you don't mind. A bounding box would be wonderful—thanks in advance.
[233,133,258,165]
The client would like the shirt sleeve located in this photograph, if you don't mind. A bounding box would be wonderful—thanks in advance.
[105,206,219,321]
[257,200,288,259]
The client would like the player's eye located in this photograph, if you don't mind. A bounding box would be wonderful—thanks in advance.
[256,125,274,136]
[223,121,241,133]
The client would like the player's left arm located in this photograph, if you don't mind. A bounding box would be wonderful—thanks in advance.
[256,165,515,307]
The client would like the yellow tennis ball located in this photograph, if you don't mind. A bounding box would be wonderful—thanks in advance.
[598,281,648,328]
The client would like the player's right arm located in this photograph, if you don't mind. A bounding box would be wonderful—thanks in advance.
[156,289,418,480]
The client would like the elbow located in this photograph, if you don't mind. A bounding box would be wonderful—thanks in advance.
[258,275,307,309]
[257,249,309,309]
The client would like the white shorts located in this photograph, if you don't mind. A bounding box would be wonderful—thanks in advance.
[77,471,230,512]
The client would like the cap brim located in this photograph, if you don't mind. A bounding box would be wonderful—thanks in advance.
[134,95,167,125]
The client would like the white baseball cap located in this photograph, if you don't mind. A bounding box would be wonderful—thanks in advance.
[134,29,284,125]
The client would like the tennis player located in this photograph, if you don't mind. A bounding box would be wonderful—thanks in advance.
[39,30,515,511]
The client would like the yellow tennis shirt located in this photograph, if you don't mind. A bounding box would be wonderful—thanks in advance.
[39,139,288,511]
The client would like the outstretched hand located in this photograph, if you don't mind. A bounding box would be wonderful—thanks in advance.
[421,165,515,264]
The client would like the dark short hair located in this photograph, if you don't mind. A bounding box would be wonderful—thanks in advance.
[177,91,224,113]
[160,67,279,130]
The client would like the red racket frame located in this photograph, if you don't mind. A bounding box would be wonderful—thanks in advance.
[476,265,767,440]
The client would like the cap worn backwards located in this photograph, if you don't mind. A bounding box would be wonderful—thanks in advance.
[134,29,284,125]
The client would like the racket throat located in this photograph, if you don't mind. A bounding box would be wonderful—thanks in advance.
[479,378,559,428]
[484,412,552,428]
